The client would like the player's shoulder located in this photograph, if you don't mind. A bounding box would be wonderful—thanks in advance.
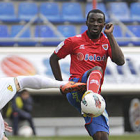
[101,33,109,43]
[69,32,85,42]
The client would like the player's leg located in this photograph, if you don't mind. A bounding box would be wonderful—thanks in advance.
[16,75,86,94]
[86,66,103,93]
[92,131,109,140]
[0,78,17,110]
[81,68,109,140]
[84,112,109,140]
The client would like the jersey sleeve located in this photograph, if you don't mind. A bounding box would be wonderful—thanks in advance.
[54,38,73,59]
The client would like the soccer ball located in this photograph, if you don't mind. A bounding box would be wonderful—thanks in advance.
[81,90,106,117]
[18,125,33,137]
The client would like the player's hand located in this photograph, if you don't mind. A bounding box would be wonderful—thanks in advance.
[4,121,13,132]
[104,23,114,35]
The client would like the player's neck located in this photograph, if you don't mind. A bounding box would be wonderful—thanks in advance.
[86,31,100,39]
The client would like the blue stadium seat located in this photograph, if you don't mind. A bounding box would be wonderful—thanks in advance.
[57,25,76,37]
[80,25,87,33]
[40,2,61,23]
[0,2,17,22]
[35,25,60,46]
[113,25,129,46]
[85,3,109,22]
[0,25,12,46]
[108,2,130,23]
[61,2,85,23]
[10,25,36,46]
[130,2,140,22]
[0,25,9,38]
[125,25,140,46]
[18,2,38,22]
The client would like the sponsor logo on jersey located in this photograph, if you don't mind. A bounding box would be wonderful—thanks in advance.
[102,44,108,50]
[77,53,107,61]
[7,85,13,92]
[79,44,85,49]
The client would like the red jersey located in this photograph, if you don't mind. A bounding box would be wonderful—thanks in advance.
[54,31,112,86]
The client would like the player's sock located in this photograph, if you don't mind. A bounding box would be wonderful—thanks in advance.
[17,75,68,90]
[87,70,102,93]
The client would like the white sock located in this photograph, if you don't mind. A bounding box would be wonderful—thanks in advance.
[16,75,68,90]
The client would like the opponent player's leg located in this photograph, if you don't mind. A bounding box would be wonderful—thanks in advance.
[16,75,86,94]
[0,78,17,110]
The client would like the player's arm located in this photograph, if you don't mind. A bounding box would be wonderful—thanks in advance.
[50,53,63,81]
[104,23,125,66]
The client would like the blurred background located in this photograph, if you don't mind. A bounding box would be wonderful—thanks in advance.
[0,0,140,137]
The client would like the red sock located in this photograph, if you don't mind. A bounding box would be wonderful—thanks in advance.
[87,70,102,93]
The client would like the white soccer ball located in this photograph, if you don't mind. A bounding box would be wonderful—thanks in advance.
[81,90,106,117]
[18,125,33,137]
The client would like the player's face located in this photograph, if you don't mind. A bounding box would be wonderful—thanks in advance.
[86,12,105,39]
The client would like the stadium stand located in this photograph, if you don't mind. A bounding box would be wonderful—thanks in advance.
[113,25,130,46]
[85,2,109,22]
[0,2,17,22]
[130,2,140,22]
[107,2,131,23]
[0,25,11,46]
[80,25,87,33]
[57,25,76,37]
[40,2,61,23]
[18,2,38,22]
[125,25,140,46]
[0,0,140,47]
[35,25,60,46]
[61,2,85,23]
[10,25,36,46]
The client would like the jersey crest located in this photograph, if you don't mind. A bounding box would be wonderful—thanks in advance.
[7,85,13,92]
[102,44,108,50]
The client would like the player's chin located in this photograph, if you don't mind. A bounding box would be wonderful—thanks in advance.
[90,31,100,37]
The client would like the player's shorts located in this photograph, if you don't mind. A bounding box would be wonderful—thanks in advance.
[0,77,17,110]
[0,112,4,140]
[66,70,109,136]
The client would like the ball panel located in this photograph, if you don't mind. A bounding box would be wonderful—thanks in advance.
[81,90,106,117]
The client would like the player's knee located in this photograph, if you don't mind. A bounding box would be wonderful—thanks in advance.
[87,66,103,77]
[92,66,103,73]
[92,131,109,140]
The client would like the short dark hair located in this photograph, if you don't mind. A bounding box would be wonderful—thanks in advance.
[87,9,105,21]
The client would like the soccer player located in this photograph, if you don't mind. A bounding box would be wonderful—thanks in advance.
[50,9,125,140]
[0,75,86,140]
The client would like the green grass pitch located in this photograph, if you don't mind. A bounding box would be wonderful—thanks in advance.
[8,135,140,140]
